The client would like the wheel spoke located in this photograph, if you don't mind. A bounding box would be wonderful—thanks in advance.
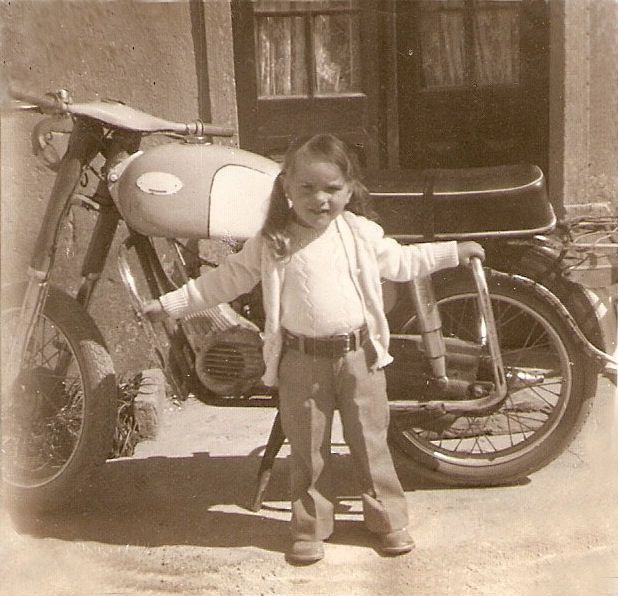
[32,322,58,364]
[521,381,562,404]
[505,412,516,447]
[494,303,524,331]
[470,434,483,454]
[480,431,499,453]
[521,320,541,351]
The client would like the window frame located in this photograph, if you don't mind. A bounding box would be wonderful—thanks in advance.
[253,0,364,101]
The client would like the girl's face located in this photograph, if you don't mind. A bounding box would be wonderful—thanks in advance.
[284,156,352,231]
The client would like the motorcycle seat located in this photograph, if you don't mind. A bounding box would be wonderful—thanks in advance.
[367,164,555,242]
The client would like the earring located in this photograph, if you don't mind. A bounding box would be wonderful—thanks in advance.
[286,195,293,209]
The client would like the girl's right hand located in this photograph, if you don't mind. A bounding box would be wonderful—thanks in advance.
[141,299,167,322]
[457,241,485,266]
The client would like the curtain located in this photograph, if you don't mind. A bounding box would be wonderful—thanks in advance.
[419,0,520,89]
[473,7,520,85]
[314,13,361,94]
[256,16,307,97]
[419,10,466,88]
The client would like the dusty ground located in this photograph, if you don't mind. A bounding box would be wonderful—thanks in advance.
[1,376,617,596]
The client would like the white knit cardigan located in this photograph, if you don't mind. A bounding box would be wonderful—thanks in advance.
[159,211,459,386]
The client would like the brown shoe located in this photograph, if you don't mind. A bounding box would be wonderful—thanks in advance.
[377,529,415,556]
[286,540,324,564]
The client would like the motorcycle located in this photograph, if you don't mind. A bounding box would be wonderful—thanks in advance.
[2,88,616,513]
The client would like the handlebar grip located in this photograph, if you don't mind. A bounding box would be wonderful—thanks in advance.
[184,121,235,137]
[203,125,235,137]
[9,86,69,114]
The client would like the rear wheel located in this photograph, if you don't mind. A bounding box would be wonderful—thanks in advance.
[389,271,596,486]
[1,284,117,511]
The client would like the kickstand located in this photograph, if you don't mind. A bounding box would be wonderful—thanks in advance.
[250,410,285,511]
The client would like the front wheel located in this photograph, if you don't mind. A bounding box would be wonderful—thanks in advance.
[389,270,597,486]
[1,284,117,511]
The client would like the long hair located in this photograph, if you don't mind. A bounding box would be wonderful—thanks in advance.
[261,134,376,259]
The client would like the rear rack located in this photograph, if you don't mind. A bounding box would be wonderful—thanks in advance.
[557,216,618,290]
[559,216,618,251]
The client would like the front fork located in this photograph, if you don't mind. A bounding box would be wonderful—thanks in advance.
[6,119,102,385]
[6,121,136,386]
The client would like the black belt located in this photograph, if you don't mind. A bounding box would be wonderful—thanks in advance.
[283,326,369,357]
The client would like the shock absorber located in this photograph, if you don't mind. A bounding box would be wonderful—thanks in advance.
[407,274,449,390]
[407,258,508,402]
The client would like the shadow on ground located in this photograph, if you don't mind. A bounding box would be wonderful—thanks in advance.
[8,447,512,553]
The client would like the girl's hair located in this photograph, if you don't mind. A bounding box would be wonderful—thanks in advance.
[261,133,376,258]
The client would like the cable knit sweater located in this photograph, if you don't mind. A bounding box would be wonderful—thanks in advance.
[159,211,459,386]
[280,219,365,336]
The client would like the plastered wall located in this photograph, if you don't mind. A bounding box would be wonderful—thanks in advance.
[2,1,199,118]
[549,0,618,214]
[1,1,202,375]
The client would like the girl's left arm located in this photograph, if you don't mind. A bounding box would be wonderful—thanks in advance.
[361,218,460,281]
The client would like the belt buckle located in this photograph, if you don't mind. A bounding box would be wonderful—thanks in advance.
[333,332,352,354]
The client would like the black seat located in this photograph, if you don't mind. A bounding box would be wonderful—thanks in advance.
[367,164,555,242]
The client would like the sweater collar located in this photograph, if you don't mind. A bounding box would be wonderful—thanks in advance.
[287,217,338,249]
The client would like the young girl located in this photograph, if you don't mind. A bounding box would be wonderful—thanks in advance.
[143,134,484,564]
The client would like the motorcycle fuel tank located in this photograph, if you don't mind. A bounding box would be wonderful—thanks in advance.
[108,140,280,239]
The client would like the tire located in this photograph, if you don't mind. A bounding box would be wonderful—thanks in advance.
[388,269,596,486]
[1,284,117,512]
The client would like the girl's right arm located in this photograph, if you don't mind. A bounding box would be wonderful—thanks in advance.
[356,216,459,280]
[144,234,264,320]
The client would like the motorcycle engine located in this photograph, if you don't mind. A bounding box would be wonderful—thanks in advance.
[193,324,265,397]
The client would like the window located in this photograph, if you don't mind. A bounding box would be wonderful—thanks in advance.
[254,0,362,98]
[418,0,521,89]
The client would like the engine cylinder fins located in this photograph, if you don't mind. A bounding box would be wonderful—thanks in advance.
[195,327,265,396]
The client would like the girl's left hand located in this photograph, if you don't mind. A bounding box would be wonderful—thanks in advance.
[457,241,485,266]
[141,298,168,322]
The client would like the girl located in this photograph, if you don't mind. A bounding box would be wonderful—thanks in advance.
[143,134,484,564]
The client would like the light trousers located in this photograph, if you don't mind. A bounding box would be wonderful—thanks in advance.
[278,344,409,541]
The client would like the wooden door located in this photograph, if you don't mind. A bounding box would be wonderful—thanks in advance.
[396,0,549,172]
[232,0,381,168]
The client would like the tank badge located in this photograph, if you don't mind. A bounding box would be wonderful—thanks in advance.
[136,172,183,195]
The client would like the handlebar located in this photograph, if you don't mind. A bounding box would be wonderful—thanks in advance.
[7,85,235,137]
